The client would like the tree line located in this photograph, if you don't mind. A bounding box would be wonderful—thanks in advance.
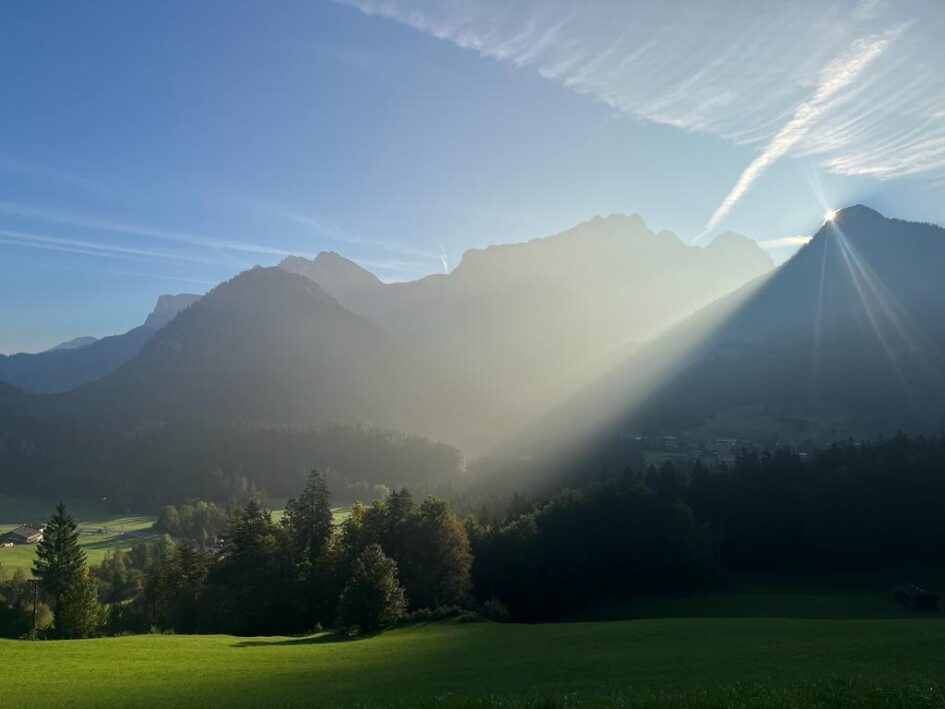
[466,433,945,619]
[1,472,473,638]
[4,433,945,637]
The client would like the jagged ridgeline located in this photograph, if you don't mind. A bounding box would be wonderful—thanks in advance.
[0,214,773,504]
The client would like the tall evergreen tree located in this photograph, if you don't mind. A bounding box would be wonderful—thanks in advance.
[175,540,209,633]
[33,502,87,625]
[283,469,333,567]
[282,470,335,626]
[215,500,298,635]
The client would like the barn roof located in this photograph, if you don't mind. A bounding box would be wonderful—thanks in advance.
[1,525,42,540]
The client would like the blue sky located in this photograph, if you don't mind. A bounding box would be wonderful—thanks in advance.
[2,0,944,353]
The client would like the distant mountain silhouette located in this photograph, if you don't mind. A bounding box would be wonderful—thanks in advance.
[285,215,772,339]
[0,292,199,394]
[281,251,383,305]
[46,336,98,352]
[142,293,202,330]
[281,214,774,447]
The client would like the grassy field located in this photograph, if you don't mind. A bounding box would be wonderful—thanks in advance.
[0,495,156,576]
[3,616,945,707]
[4,497,943,706]
[569,567,945,623]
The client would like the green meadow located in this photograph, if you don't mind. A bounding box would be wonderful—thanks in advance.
[0,496,156,576]
[3,616,945,708]
[5,497,944,707]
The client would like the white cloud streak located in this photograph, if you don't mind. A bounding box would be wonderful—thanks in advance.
[704,28,901,233]
[338,0,945,227]
[0,201,297,260]
[0,227,224,265]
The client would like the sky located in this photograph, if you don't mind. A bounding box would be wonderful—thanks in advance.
[2,0,945,353]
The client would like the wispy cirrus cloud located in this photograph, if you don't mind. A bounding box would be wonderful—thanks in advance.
[338,0,945,230]
[703,26,903,234]
[0,227,225,265]
[0,201,298,260]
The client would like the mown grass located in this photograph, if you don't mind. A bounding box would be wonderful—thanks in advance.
[0,495,155,576]
[3,617,945,707]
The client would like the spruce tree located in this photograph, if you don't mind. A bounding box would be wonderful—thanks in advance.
[33,502,87,625]
[283,469,333,567]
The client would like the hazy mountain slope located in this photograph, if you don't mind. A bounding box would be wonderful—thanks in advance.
[510,206,945,472]
[67,268,451,436]
[281,214,774,447]
[0,293,199,394]
[645,205,945,429]
[0,269,463,502]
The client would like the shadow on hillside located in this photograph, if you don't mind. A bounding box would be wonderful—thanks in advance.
[232,632,357,648]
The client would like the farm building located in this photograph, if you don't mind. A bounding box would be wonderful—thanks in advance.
[0,525,44,545]
[893,584,938,611]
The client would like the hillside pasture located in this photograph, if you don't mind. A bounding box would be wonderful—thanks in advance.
[4,617,945,707]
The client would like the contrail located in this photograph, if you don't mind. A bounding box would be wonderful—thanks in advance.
[439,243,449,273]
[701,28,902,236]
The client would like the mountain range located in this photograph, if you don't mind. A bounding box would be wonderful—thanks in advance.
[281,214,773,447]
[1,205,942,504]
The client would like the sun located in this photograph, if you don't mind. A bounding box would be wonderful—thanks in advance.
[824,209,838,223]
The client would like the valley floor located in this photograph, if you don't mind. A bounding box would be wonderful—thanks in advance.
[4,616,945,708]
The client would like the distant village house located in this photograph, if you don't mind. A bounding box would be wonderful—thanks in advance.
[0,525,44,545]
